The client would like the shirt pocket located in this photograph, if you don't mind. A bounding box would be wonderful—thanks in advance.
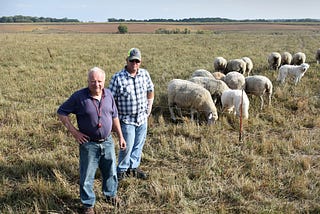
[119,84,134,99]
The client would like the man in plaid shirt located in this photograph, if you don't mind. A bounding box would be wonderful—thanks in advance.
[108,48,154,181]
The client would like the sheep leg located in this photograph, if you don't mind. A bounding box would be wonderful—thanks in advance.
[190,109,196,121]
[235,105,240,117]
[267,94,271,106]
[280,75,286,84]
[169,106,177,121]
[260,96,264,110]
[177,107,183,118]
[276,73,281,82]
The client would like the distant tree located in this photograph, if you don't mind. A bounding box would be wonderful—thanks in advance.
[118,24,128,34]
[0,15,80,23]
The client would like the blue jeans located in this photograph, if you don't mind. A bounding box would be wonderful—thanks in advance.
[79,135,118,207]
[117,122,147,172]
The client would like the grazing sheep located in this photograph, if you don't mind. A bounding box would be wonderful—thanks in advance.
[241,57,253,76]
[189,76,230,105]
[167,79,218,124]
[268,52,282,70]
[277,63,310,85]
[213,57,227,72]
[245,75,273,110]
[221,89,250,119]
[281,52,292,65]
[222,71,246,90]
[191,69,214,78]
[292,52,306,65]
[212,71,225,80]
[315,48,320,64]
[225,59,247,75]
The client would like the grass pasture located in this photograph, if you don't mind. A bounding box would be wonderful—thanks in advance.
[0,24,320,213]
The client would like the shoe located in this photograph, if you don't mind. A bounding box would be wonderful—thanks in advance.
[106,195,121,207]
[129,168,148,180]
[83,206,94,214]
[117,171,126,181]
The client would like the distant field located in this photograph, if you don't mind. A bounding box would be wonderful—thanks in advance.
[1,22,320,33]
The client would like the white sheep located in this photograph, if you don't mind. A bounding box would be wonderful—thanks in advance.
[268,52,282,70]
[315,48,320,64]
[225,59,247,75]
[222,71,246,90]
[241,57,253,76]
[191,69,214,78]
[221,89,250,119]
[281,52,292,65]
[292,52,306,65]
[188,76,230,105]
[167,79,218,124]
[277,63,310,85]
[213,57,227,72]
[245,75,273,110]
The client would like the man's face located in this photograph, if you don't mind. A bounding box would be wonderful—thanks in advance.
[88,71,105,95]
[127,58,141,73]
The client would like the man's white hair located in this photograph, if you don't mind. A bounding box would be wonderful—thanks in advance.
[88,67,105,80]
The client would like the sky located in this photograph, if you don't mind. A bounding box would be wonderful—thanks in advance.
[1,0,320,22]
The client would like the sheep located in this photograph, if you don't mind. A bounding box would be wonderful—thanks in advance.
[212,72,225,80]
[241,57,253,76]
[281,52,292,65]
[292,52,306,65]
[245,75,273,110]
[213,57,227,72]
[315,48,320,64]
[191,69,214,78]
[277,63,310,85]
[221,89,250,119]
[167,79,218,124]
[188,76,230,106]
[222,71,246,90]
[268,52,282,70]
[225,59,247,75]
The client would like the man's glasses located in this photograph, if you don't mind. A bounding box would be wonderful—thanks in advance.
[129,59,141,63]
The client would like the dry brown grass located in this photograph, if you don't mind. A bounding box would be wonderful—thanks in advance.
[0,25,320,213]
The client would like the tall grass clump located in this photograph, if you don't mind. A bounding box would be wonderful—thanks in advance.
[0,28,319,213]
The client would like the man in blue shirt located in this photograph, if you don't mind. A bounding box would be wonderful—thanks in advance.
[109,48,154,181]
[57,67,126,213]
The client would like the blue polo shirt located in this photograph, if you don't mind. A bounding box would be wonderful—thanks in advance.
[57,88,118,140]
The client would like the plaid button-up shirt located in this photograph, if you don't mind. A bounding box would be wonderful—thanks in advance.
[108,67,154,126]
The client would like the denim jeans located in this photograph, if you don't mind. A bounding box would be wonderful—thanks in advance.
[117,122,147,172]
[79,135,118,207]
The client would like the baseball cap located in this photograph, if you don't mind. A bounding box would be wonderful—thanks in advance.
[127,48,141,61]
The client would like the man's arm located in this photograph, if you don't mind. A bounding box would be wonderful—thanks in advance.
[58,114,89,144]
[147,91,154,116]
[112,117,126,150]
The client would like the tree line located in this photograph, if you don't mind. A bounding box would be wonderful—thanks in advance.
[108,17,320,23]
[1,15,319,23]
[0,15,79,23]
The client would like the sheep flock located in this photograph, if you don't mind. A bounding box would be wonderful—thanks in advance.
[166,49,318,125]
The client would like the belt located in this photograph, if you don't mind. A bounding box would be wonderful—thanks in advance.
[90,137,108,143]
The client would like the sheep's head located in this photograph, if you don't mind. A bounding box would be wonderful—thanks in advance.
[301,63,310,71]
[207,112,218,125]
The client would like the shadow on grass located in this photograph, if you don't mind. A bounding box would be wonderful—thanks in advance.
[0,160,80,213]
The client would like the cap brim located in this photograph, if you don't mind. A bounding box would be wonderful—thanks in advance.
[128,56,141,61]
